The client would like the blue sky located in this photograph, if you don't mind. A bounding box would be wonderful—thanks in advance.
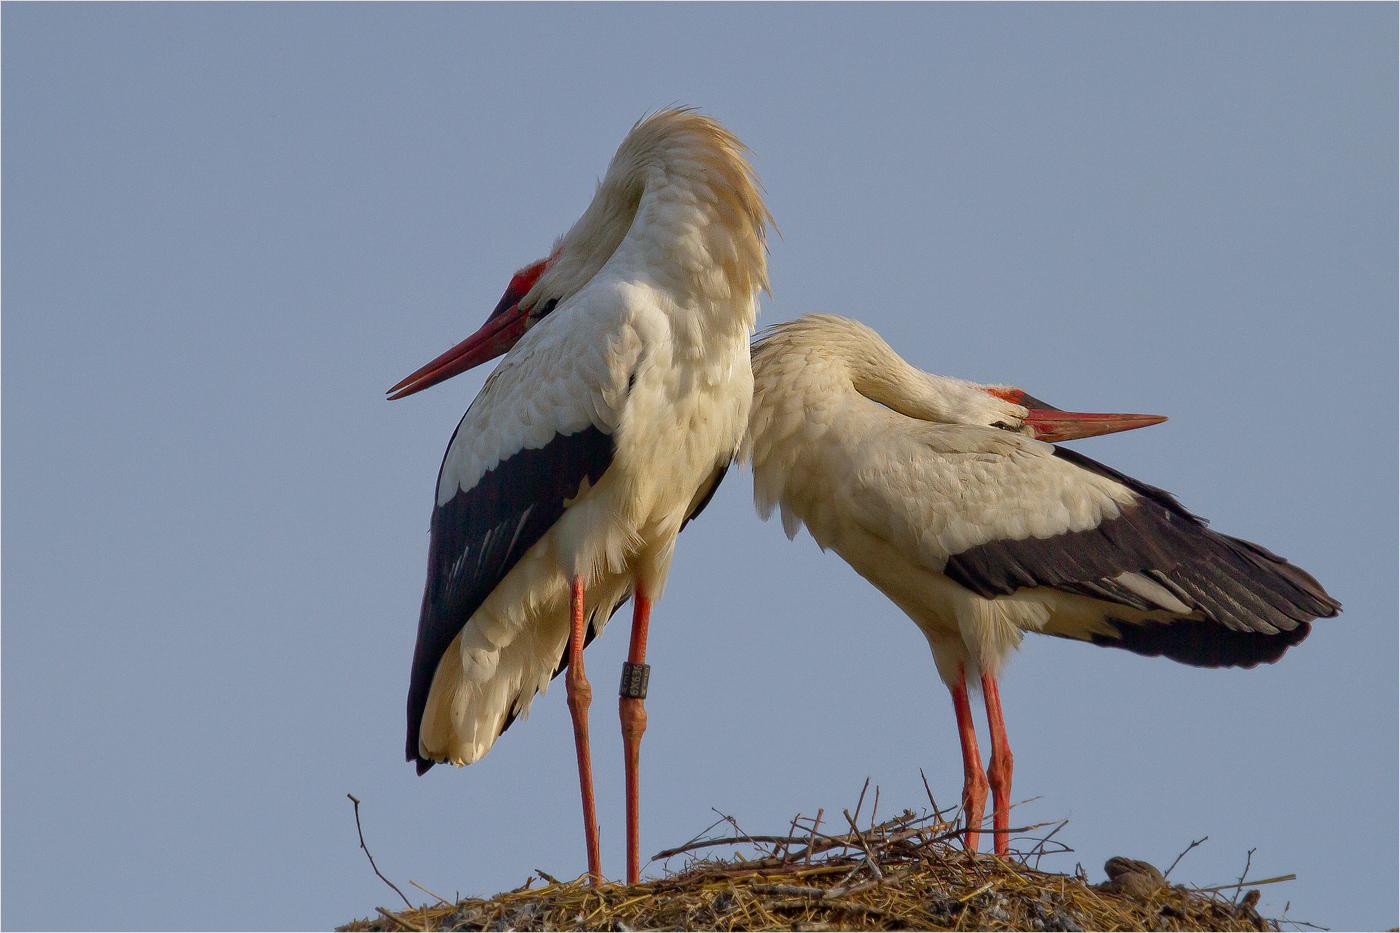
[4,5,1395,930]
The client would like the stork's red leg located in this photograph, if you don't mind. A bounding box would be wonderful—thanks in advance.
[565,576,602,885]
[619,589,651,885]
[948,668,988,853]
[980,670,1014,857]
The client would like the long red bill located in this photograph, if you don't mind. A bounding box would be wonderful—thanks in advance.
[1023,409,1168,442]
[386,308,529,400]
[387,259,548,400]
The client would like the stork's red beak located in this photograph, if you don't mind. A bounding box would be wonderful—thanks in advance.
[989,388,1166,442]
[1022,409,1168,442]
[387,259,549,400]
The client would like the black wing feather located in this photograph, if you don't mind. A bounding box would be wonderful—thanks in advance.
[406,425,614,773]
[681,460,730,533]
[942,446,1340,668]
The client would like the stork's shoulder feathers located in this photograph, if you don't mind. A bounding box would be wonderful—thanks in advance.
[777,406,1134,567]
[437,296,643,506]
[844,422,1135,561]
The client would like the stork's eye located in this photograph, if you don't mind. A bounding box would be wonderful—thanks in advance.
[991,421,1019,433]
[528,298,559,325]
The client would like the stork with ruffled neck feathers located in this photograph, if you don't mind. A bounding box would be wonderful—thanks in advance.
[389,110,772,884]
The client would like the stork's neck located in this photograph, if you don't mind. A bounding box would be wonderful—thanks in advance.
[534,112,771,350]
[614,183,762,344]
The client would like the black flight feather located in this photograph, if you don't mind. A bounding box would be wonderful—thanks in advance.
[406,424,614,774]
[941,446,1340,669]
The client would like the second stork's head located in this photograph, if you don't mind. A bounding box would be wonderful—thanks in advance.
[750,314,1168,442]
[388,109,773,400]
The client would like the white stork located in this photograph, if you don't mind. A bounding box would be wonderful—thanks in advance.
[388,110,772,885]
[745,314,1340,856]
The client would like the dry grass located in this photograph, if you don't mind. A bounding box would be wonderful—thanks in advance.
[338,787,1295,932]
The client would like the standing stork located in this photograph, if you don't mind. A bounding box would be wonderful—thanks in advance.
[745,314,1340,856]
[388,110,772,885]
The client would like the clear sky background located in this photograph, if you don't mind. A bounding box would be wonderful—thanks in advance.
[4,5,1395,931]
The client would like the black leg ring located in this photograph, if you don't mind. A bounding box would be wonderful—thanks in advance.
[619,661,650,699]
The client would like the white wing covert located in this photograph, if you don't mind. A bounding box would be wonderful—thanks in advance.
[843,425,1134,567]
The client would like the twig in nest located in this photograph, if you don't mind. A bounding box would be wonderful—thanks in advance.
[347,794,413,911]
[713,807,751,841]
[851,777,871,827]
[1201,873,1296,893]
[1165,835,1208,878]
[409,879,450,906]
[782,813,846,865]
[650,813,729,867]
[751,883,826,898]
[374,906,419,932]
[829,857,868,893]
[1233,847,1256,905]
[841,808,883,880]
[781,812,803,863]
[1022,817,1071,870]
[653,834,822,861]
[920,769,944,822]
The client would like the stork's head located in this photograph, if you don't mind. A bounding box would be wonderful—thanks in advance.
[390,109,772,400]
[753,314,1167,442]
[909,371,1167,442]
[984,387,1167,442]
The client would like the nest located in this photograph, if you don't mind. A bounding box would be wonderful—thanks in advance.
[339,789,1287,932]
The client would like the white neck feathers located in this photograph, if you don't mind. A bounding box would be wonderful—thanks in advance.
[530,109,773,337]
[753,314,1025,428]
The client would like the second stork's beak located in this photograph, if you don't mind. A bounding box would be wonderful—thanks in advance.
[387,258,549,400]
[1023,408,1168,442]
[990,387,1167,442]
